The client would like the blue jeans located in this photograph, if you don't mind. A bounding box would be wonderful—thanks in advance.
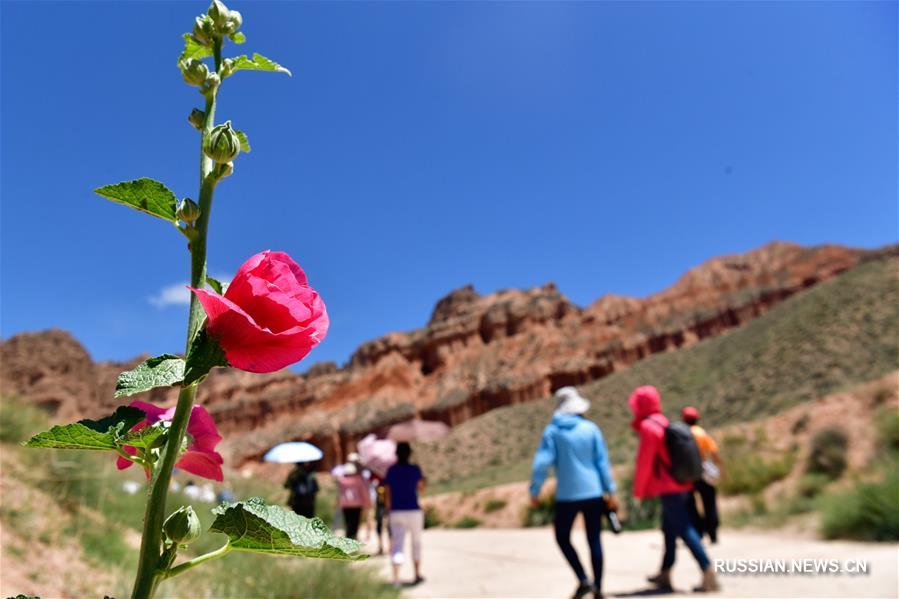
[554,497,605,585]
[660,492,711,571]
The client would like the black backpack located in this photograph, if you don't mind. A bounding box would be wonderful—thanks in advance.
[649,416,703,483]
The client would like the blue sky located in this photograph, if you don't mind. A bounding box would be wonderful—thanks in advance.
[1,1,896,370]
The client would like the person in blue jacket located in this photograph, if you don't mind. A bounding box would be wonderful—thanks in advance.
[530,386,618,599]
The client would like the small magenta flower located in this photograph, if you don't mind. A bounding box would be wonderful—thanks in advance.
[117,401,224,481]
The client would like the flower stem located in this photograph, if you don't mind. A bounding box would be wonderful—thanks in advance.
[163,543,232,580]
[130,38,224,599]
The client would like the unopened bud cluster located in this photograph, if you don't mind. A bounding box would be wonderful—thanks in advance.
[191,0,242,47]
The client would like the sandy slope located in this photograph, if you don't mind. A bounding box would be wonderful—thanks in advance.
[368,528,898,598]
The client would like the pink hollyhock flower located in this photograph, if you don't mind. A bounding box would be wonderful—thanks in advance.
[117,401,224,482]
[189,250,328,373]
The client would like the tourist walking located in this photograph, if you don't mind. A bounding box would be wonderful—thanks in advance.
[628,386,719,592]
[336,457,371,540]
[529,386,618,599]
[284,462,319,519]
[384,442,426,588]
[683,406,724,543]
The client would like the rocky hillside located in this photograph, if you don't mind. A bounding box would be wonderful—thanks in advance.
[0,242,875,468]
[416,253,899,490]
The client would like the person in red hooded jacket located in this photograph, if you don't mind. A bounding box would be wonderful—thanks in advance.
[628,386,719,593]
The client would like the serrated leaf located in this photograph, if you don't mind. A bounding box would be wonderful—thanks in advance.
[210,498,366,560]
[115,354,185,398]
[184,329,229,386]
[23,406,145,451]
[179,33,212,64]
[229,32,246,45]
[234,130,250,153]
[95,178,179,223]
[207,277,224,295]
[229,53,291,76]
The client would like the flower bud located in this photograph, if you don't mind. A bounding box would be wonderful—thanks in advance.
[163,506,201,546]
[193,15,214,45]
[188,108,205,130]
[208,0,231,29]
[219,162,234,178]
[181,59,209,87]
[222,10,242,35]
[177,198,201,223]
[203,121,241,164]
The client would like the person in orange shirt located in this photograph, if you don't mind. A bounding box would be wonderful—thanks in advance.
[682,406,724,544]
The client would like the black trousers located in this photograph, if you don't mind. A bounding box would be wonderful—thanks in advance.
[554,497,605,586]
[343,507,362,540]
[688,479,719,542]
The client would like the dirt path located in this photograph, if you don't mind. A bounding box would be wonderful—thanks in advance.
[363,528,898,598]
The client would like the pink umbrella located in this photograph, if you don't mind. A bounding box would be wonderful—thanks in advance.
[387,419,450,442]
[356,434,397,477]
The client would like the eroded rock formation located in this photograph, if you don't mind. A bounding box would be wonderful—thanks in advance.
[1,242,867,469]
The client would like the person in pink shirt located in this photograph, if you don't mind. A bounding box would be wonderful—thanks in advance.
[336,460,371,540]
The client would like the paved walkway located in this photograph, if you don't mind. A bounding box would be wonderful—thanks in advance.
[363,528,898,598]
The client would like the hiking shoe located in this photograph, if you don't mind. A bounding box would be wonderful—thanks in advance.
[693,568,721,593]
[647,571,673,590]
[571,582,593,599]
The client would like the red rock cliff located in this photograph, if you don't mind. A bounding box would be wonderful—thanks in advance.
[0,242,864,469]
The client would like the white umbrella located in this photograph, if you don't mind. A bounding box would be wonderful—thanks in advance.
[387,419,450,442]
[263,441,323,464]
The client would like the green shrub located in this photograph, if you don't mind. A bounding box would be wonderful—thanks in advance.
[622,494,660,531]
[452,515,482,529]
[796,473,829,499]
[719,444,796,496]
[820,470,899,541]
[0,396,49,443]
[483,499,507,513]
[875,407,899,454]
[523,495,555,527]
[807,427,849,479]
[424,504,442,528]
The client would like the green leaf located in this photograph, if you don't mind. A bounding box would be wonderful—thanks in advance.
[179,33,212,64]
[229,32,246,45]
[210,498,366,560]
[115,354,186,398]
[184,329,229,386]
[95,178,179,223]
[23,406,145,451]
[229,53,291,77]
[206,276,225,295]
[234,130,250,153]
[121,421,168,449]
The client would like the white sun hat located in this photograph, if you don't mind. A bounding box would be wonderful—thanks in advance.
[554,386,590,415]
